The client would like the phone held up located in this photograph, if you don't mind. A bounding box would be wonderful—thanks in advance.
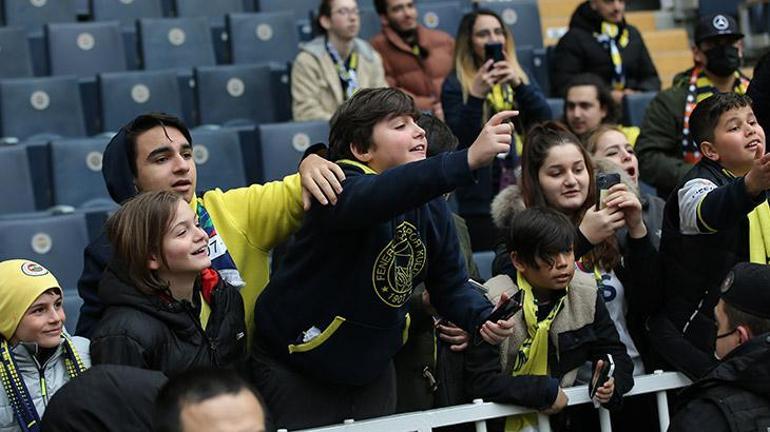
[484,42,505,63]
[595,172,621,210]
[589,353,615,402]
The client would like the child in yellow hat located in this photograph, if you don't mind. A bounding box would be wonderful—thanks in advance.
[0,260,90,432]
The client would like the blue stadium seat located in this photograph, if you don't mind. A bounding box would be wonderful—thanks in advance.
[0,27,33,78]
[419,1,464,36]
[531,47,551,97]
[256,120,329,182]
[0,212,89,297]
[476,0,544,49]
[138,17,216,70]
[63,289,83,331]
[175,0,243,22]
[473,250,495,281]
[358,7,382,41]
[3,0,77,33]
[0,76,86,141]
[227,12,300,64]
[546,97,564,120]
[50,137,113,208]
[623,91,657,127]
[698,0,740,18]
[98,69,183,132]
[190,128,247,192]
[0,146,36,215]
[194,64,276,126]
[256,0,318,41]
[46,21,127,76]
[91,0,164,27]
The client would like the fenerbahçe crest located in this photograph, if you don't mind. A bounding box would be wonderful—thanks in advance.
[372,221,426,307]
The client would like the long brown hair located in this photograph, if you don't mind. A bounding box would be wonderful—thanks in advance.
[106,190,183,295]
[453,9,529,121]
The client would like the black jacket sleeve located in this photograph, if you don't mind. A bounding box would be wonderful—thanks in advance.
[514,73,552,131]
[550,30,587,97]
[622,233,661,319]
[645,312,718,380]
[590,295,635,410]
[626,27,661,92]
[698,177,766,232]
[668,398,730,432]
[464,338,560,409]
[90,333,149,369]
[74,232,112,337]
[442,73,485,149]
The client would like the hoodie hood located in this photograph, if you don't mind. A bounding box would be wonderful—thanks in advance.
[569,1,625,33]
[490,184,526,232]
[102,128,139,204]
[706,333,770,397]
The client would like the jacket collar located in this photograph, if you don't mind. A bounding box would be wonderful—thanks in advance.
[381,24,424,54]
[302,36,377,62]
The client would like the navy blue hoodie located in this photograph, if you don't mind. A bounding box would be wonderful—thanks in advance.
[253,150,495,386]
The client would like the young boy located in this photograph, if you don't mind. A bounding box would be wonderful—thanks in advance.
[250,88,517,429]
[464,207,633,431]
[654,93,770,379]
[0,259,91,432]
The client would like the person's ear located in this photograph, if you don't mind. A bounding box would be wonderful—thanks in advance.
[510,251,526,273]
[700,141,721,162]
[350,143,373,163]
[379,13,389,27]
[736,324,753,344]
[319,14,332,32]
[147,254,161,270]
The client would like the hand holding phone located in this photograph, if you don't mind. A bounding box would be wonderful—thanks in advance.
[595,173,621,210]
[589,354,615,402]
[486,291,522,322]
[484,42,505,63]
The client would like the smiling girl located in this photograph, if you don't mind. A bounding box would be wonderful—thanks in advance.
[0,260,90,432]
[90,191,246,377]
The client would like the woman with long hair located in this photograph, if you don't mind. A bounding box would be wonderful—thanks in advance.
[441,9,551,250]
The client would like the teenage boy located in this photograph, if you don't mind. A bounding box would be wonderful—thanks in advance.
[464,207,633,431]
[669,262,770,432]
[250,88,517,429]
[370,0,454,118]
[75,113,344,341]
[652,93,770,379]
[0,259,91,431]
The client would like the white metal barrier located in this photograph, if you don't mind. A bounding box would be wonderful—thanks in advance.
[289,371,692,432]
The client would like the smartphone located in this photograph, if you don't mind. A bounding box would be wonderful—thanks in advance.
[595,172,621,210]
[486,291,522,322]
[484,42,505,63]
[468,278,488,294]
[589,354,615,399]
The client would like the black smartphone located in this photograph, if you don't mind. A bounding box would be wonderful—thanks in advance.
[486,292,522,322]
[484,42,505,63]
[595,172,621,210]
[589,354,615,399]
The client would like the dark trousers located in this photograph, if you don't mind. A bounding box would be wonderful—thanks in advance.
[248,343,397,430]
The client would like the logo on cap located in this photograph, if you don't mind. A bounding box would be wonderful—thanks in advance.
[21,261,49,277]
[721,270,735,293]
[713,15,729,31]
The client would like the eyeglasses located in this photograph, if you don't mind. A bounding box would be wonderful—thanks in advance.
[332,7,359,17]
[716,328,737,339]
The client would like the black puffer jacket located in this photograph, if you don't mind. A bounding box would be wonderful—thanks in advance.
[90,263,246,377]
[669,333,770,432]
[551,1,660,97]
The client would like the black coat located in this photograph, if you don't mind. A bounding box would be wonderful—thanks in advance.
[550,1,660,97]
[669,334,770,432]
[90,264,246,377]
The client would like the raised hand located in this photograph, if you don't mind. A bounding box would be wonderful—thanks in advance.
[467,110,519,171]
[298,154,346,209]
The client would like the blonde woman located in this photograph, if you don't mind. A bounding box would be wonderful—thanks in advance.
[441,9,551,250]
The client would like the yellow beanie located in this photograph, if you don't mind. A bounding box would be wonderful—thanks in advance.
[0,259,62,340]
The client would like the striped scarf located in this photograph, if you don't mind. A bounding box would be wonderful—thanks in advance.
[595,21,629,91]
[196,201,245,289]
[0,335,86,432]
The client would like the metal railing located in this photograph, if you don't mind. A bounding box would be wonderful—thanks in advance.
[289,370,692,432]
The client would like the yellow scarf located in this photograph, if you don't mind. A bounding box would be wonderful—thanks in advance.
[597,21,629,91]
[505,273,567,432]
[487,83,515,113]
[748,201,770,264]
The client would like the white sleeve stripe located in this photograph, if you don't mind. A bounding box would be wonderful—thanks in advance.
[678,178,718,235]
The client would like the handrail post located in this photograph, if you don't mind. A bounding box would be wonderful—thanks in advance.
[537,413,551,432]
[654,370,672,431]
[473,399,488,432]
[598,408,612,432]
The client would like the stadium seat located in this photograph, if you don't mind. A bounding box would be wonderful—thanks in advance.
[0,212,89,298]
[46,21,127,76]
[419,1,463,36]
[194,64,276,126]
[256,0,318,41]
[531,47,551,97]
[546,97,564,120]
[623,91,657,127]
[49,137,113,208]
[190,128,247,192]
[0,76,86,141]
[63,290,83,331]
[138,17,216,70]
[476,0,544,49]
[175,0,243,21]
[0,146,36,215]
[3,0,77,33]
[0,27,34,79]
[98,69,183,132]
[473,250,495,281]
[91,0,164,27]
[256,120,329,182]
[227,12,300,64]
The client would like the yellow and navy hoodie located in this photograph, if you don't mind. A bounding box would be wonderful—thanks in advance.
[659,157,768,376]
[253,150,494,386]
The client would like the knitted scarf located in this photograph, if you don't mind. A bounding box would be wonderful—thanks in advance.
[0,335,86,432]
[196,201,245,289]
[594,21,629,91]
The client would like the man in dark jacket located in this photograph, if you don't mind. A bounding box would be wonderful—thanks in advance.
[636,13,750,198]
[370,0,454,118]
[550,0,660,102]
[669,262,770,432]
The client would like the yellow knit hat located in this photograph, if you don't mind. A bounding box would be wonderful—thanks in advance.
[0,259,62,340]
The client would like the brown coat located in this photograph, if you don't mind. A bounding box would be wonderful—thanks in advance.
[370,25,454,114]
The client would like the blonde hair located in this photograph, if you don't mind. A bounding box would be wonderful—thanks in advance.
[453,9,529,121]
[584,124,627,156]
